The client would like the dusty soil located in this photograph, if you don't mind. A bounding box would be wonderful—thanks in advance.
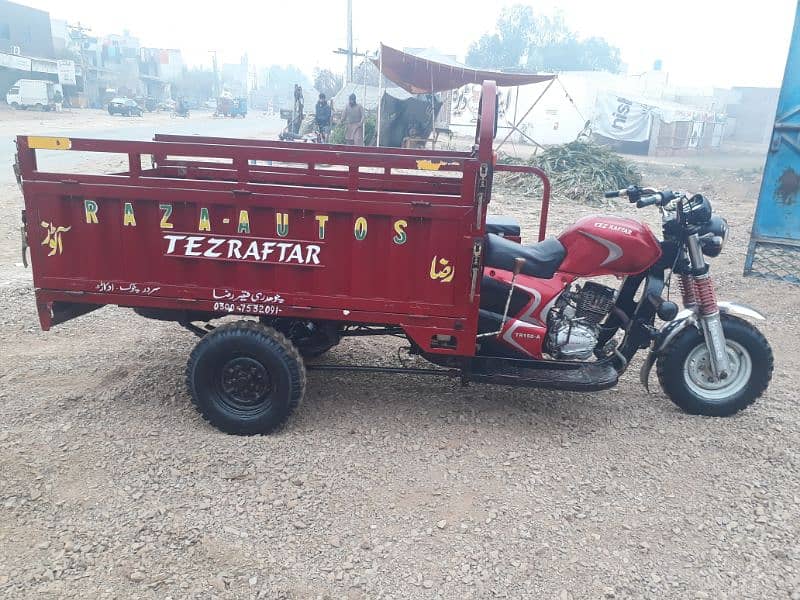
[0,124,798,600]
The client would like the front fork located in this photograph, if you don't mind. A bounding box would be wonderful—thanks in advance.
[685,234,731,379]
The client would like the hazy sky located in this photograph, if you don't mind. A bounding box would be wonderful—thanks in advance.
[24,0,798,89]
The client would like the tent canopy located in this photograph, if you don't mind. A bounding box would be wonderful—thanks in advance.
[332,82,412,111]
[373,44,554,94]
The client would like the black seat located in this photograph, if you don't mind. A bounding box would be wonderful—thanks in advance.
[485,215,521,238]
[484,233,566,279]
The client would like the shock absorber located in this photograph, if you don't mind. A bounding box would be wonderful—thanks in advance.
[686,233,729,378]
[677,274,698,308]
[693,276,719,316]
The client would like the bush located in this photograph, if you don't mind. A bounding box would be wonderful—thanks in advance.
[329,115,377,146]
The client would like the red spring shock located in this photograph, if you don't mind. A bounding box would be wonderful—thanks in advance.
[693,276,719,316]
[677,274,698,308]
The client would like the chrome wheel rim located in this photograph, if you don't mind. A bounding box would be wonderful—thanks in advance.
[683,340,752,402]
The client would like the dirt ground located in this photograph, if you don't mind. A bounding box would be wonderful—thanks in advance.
[0,120,799,600]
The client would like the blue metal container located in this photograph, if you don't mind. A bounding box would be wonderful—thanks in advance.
[745,2,800,284]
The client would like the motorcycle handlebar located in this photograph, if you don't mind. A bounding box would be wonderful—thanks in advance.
[636,196,660,208]
[603,186,679,207]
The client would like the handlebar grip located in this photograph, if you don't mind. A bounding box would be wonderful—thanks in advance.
[660,190,676,203]
[604,190,621,198]
[637,196,658,208]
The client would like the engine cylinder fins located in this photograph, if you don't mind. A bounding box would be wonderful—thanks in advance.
[575,282,617,324]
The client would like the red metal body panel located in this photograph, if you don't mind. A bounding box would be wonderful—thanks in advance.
[557,216,662,276]
[484,268,573,358]
[19,82,530,358]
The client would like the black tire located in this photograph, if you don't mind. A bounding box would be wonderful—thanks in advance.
[186,321,306,435]
[656,315,773,416]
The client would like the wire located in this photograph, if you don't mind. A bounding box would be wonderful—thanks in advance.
[556,77,585,123]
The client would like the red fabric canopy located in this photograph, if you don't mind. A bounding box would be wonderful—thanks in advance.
[373,44,554,94]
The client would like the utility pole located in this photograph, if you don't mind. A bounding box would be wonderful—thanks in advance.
[68,22,92,100]
[333,0,364,83]
[209,50,219,98]
[346,0,353,82]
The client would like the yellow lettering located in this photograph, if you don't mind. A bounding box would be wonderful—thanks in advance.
[430,256,455,283]
[276,212,289,237]
[237,210,251,234]
[84,200,99,224]
[123,202,136,227]
[315,214,329,240]
[354,217,368,241]
[159,204,173,229]
[393,219,408,245]
[198,207,211,232]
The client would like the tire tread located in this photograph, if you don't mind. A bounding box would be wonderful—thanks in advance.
[185,320,306,434]
[656,315,773,416]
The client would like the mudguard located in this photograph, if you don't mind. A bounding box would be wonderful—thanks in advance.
[639,302,766,391]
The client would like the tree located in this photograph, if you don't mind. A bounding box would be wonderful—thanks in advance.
[466,5,622,73]
[313,68,343,98]
[352,59,381,86]
[260,65,313,109]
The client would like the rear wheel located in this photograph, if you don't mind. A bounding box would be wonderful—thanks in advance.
[656,315,772,416]
[186,321,306,435]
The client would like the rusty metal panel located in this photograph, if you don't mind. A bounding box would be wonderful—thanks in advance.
[745,3,800,284]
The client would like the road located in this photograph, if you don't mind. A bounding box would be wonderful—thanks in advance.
[1,108,798,599]
[0,109,285,184]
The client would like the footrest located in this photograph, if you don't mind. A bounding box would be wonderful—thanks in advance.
[470,358,619,392]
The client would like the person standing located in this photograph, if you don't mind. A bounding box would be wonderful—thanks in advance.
[52,89,63,112]
[292,84,304,134]
[315,93,332,142]
[343,93,364,145]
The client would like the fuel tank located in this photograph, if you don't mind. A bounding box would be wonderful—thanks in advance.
[558,216,662,276]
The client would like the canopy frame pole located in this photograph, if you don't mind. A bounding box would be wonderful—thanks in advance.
[495,77,556,152]
[376,49,383,146]
[430,68,435,149]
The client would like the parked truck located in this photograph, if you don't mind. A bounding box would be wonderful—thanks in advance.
[15,81,773,435]
[6,79,56,111]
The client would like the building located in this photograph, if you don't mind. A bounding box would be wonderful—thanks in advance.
[139,47,183,101]
[725,87,780,145]
[0,0,56,96]
[221,55,250,97]
[0,0,54,58]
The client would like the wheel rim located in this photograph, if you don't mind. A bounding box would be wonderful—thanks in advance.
[217,356,273,414]
[683,340,752,402]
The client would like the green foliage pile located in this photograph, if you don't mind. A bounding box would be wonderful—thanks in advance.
[498,141,641,203]
[329,115,377,146]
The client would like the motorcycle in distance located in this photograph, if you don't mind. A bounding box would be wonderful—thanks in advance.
[170,99,190,118]
[464,184,773,416]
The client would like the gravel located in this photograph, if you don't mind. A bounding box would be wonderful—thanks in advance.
[1,126,799,599]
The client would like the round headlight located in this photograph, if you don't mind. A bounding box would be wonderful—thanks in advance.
[684,194,713,225]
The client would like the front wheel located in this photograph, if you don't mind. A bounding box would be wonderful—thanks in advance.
[656,315,773,416]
